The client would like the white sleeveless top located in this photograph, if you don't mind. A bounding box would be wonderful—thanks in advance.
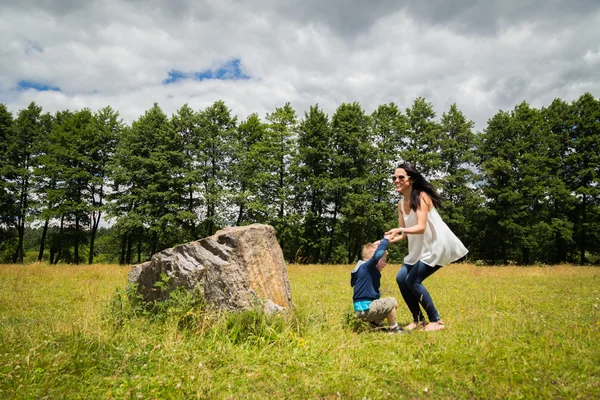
[402,204,468,267]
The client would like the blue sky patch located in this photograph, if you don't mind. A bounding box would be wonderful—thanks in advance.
[17,80,60,92]
[164,58,250,84]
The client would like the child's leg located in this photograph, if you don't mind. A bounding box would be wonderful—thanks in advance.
[386,304,397,327]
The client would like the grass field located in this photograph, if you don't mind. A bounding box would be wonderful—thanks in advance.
[1,262,599,399]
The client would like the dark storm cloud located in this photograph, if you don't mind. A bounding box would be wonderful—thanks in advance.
[400,0,600,35]
[273,0,600,37]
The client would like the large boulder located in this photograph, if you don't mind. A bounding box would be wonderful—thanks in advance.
[128,224,293,313]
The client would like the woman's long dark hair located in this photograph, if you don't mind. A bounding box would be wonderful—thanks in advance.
[397,162,442,212]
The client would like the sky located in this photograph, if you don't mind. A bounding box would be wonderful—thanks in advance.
[1,0,599,132]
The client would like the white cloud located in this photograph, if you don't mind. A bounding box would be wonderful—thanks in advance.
[1,0,599,131]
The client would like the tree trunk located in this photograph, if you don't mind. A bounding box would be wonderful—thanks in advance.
[13,176,28,264]
[126,233,133,264]
[89,211,101,265]
[522,247,530,265]
[188,184,196,239]
[236,203,245,226]
[579,195,587,265]
[119,233,127,265]
[325,194,341,263]
[38,219,49,262]
[554,232,567,264]
[74,215,80,265]
[54,216,64,264]
[137,227,143,263]
[12,217,24,264]
[151,231,158,256]
[207,203,215,236]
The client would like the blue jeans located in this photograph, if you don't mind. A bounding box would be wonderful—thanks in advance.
[396,261,442,323]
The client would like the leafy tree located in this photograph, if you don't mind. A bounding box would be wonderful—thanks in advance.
[370,103,407,232]
[230,113,268,226]
[478,110,518,263]
[292,105,332,263]
[568,93,600,264]
[5,102,44,263]
[0,104,15,261]
[263,103,297,257]
[87,107,122,264]
[542,98,577,263]
[109,103,184,260]
[478,102,551,264]
[31,112,54,262]
[171,104,202,240]
[437,103,480,255]
[48,109,97,264]
[197,101,237,237]
[402,97,443,177]
[329,102,373,263]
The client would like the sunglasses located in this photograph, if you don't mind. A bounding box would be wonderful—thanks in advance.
[391,175,408,182]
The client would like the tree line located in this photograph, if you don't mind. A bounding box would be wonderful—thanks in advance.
[1,93,599,265]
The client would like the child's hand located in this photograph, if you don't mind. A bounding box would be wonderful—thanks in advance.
[388,233,404,244]
[385,228,405,243]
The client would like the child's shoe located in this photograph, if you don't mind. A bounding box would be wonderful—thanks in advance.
[389,325,410,335]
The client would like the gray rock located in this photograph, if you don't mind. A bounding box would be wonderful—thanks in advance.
[128,224,293,313]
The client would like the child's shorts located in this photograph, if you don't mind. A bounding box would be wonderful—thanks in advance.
[355,297,397,322]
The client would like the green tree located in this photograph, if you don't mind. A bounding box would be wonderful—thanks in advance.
[42,110,72,264]
[0,104,15,261]
[31,112,54,262]
[171,104,201,240]
[568,93,600,264]
[542,98,577,263]
[87,106,121,264]
[478,102,551,264]
[197,101,237,237]
[329,102,373,263]
[263,103,297,257]
[230,113,268,226]
[478,110,517,263]
[109,103,184,260]
[292,105,332,263]
[402,97,443,176]
[370,103,407,233]
[5,102,44,263]
[49,109,97,264]
[437,103,480,256]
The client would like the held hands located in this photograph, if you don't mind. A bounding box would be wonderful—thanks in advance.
[385,228,406,244]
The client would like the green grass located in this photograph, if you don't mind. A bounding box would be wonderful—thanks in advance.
[1,263,599,399]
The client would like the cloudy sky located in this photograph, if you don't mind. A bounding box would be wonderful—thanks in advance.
[1,0,599,131]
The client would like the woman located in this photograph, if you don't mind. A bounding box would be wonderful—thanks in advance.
[386,162,468,331]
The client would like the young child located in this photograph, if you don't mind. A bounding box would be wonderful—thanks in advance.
[351,236,406,334]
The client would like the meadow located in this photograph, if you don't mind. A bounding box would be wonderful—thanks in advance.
[0,262,599,399]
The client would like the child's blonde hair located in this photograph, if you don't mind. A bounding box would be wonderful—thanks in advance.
[362,242,378,260]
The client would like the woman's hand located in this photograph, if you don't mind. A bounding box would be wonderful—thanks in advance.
[385,228,405,243]
[388,233,405,244]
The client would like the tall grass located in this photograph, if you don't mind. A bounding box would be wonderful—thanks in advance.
[1,263,599,399]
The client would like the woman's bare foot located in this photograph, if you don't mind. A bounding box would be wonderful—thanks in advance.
[404,321,426,331]
[423,321,445,331]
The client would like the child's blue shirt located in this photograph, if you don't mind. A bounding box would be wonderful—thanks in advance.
[351,239,389,309]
